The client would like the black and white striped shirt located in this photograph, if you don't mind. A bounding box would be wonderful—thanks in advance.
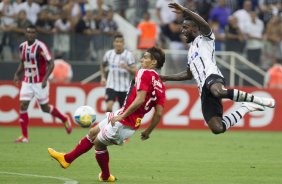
[103,49,136,92]
[187,32,223,93]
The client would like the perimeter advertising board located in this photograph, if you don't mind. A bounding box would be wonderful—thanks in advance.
[0,81,280,131]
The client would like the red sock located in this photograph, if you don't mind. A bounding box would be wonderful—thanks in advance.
[19,111,29,138]
[64,136,93,163]
[95,149,110,180]
[50,105,67,122]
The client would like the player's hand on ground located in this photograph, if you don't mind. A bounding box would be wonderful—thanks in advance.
[100,77,106,86]
[109,115,123,126]
[168,2,186,14]
[140,131,150,140]
[42,80,47,88]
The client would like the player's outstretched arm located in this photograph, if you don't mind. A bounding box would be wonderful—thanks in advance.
[168,2,211,36]
[141,105,163,140]
[160,69,193,82]
[109,90,147,125]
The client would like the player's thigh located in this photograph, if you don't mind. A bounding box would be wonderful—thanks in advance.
[97,122,135,146]
[105,88,116,102]
[33,82,49,105]
[19,82,34,102]
[97,112,135,146]
[88,123,101,141]
[201,84,223,124]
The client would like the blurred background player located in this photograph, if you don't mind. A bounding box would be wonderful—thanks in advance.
[13,25,72,143]
[49,58,73,83]
[100,33,137,112]
[47,47,166,182]
[137,11,158,50]
[161,2,276,134]
[264,58,282,89]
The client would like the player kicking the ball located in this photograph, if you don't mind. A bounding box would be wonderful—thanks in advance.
[160,2,276,134]
[47,47,166,182]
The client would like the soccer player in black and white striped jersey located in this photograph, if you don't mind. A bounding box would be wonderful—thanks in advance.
[161,2,276,134]
[100,33,137,112]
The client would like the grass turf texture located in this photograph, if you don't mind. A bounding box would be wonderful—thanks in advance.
[0,127,281,184]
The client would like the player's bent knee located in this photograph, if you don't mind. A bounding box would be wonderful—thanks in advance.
[208,120,226,134]
[20,104,28,111]
[211,89,225,98]
[210,127,225,134]
[94,138,107,150]
[41,107,50,113]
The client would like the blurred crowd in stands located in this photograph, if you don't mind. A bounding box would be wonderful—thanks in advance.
[0,0,281,71]
[152,0,282,70]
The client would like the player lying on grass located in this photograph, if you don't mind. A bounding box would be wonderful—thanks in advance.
[48,47,166,182]
[160,2,276,134]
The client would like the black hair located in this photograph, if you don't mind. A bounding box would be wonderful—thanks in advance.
[147,47,165,69]
[113,33,124,40]
[26,24,37,31]
[183,17,200,29]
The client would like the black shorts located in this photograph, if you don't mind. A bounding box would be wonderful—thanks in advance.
[105,88,127,107]
[201,74,225,123]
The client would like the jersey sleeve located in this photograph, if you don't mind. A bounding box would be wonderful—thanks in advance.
[156,89,166,107]
[39,42,52,61]
[202,31,215,41]
[136,69,151,92]
[103,51,110,64]
[19,44,24,62]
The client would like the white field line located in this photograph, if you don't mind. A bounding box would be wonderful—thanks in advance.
[0,171,78,184]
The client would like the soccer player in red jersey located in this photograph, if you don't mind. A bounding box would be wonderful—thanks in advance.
[13,25,72,143]
[47,47,166,182]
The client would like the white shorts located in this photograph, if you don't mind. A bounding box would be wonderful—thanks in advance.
[20,82,49,104]
[97,111,136,146]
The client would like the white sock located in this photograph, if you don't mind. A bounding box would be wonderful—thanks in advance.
[222,106,249,130]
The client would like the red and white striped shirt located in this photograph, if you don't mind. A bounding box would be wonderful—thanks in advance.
[20,39,52,83]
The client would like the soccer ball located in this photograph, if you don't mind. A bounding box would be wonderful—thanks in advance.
[74,106,96,128]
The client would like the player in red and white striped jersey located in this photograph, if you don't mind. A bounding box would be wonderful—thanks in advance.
[13,25,72,143]
[48,47,166,182]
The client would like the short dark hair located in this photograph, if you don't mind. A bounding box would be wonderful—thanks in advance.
[147,47,165,69]
[113,33,124,40]
[26,25,37,31]
[183,17,200,29]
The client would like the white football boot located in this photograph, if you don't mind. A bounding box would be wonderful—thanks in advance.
[259,98,276,108]
[241,102,265,112]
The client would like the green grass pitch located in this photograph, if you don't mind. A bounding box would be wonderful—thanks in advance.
[0,127,281,184]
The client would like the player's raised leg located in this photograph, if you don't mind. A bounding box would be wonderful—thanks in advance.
[40,104,72,134]
[203,82,265,134]
[226,89,275,108]
[210,83,276,108]
[207,102,265,134]
[221,102,265,131]
[48,124,100,168]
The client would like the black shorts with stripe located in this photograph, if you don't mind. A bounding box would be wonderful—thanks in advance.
[105,88,127,107]
[201,74,226,123]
